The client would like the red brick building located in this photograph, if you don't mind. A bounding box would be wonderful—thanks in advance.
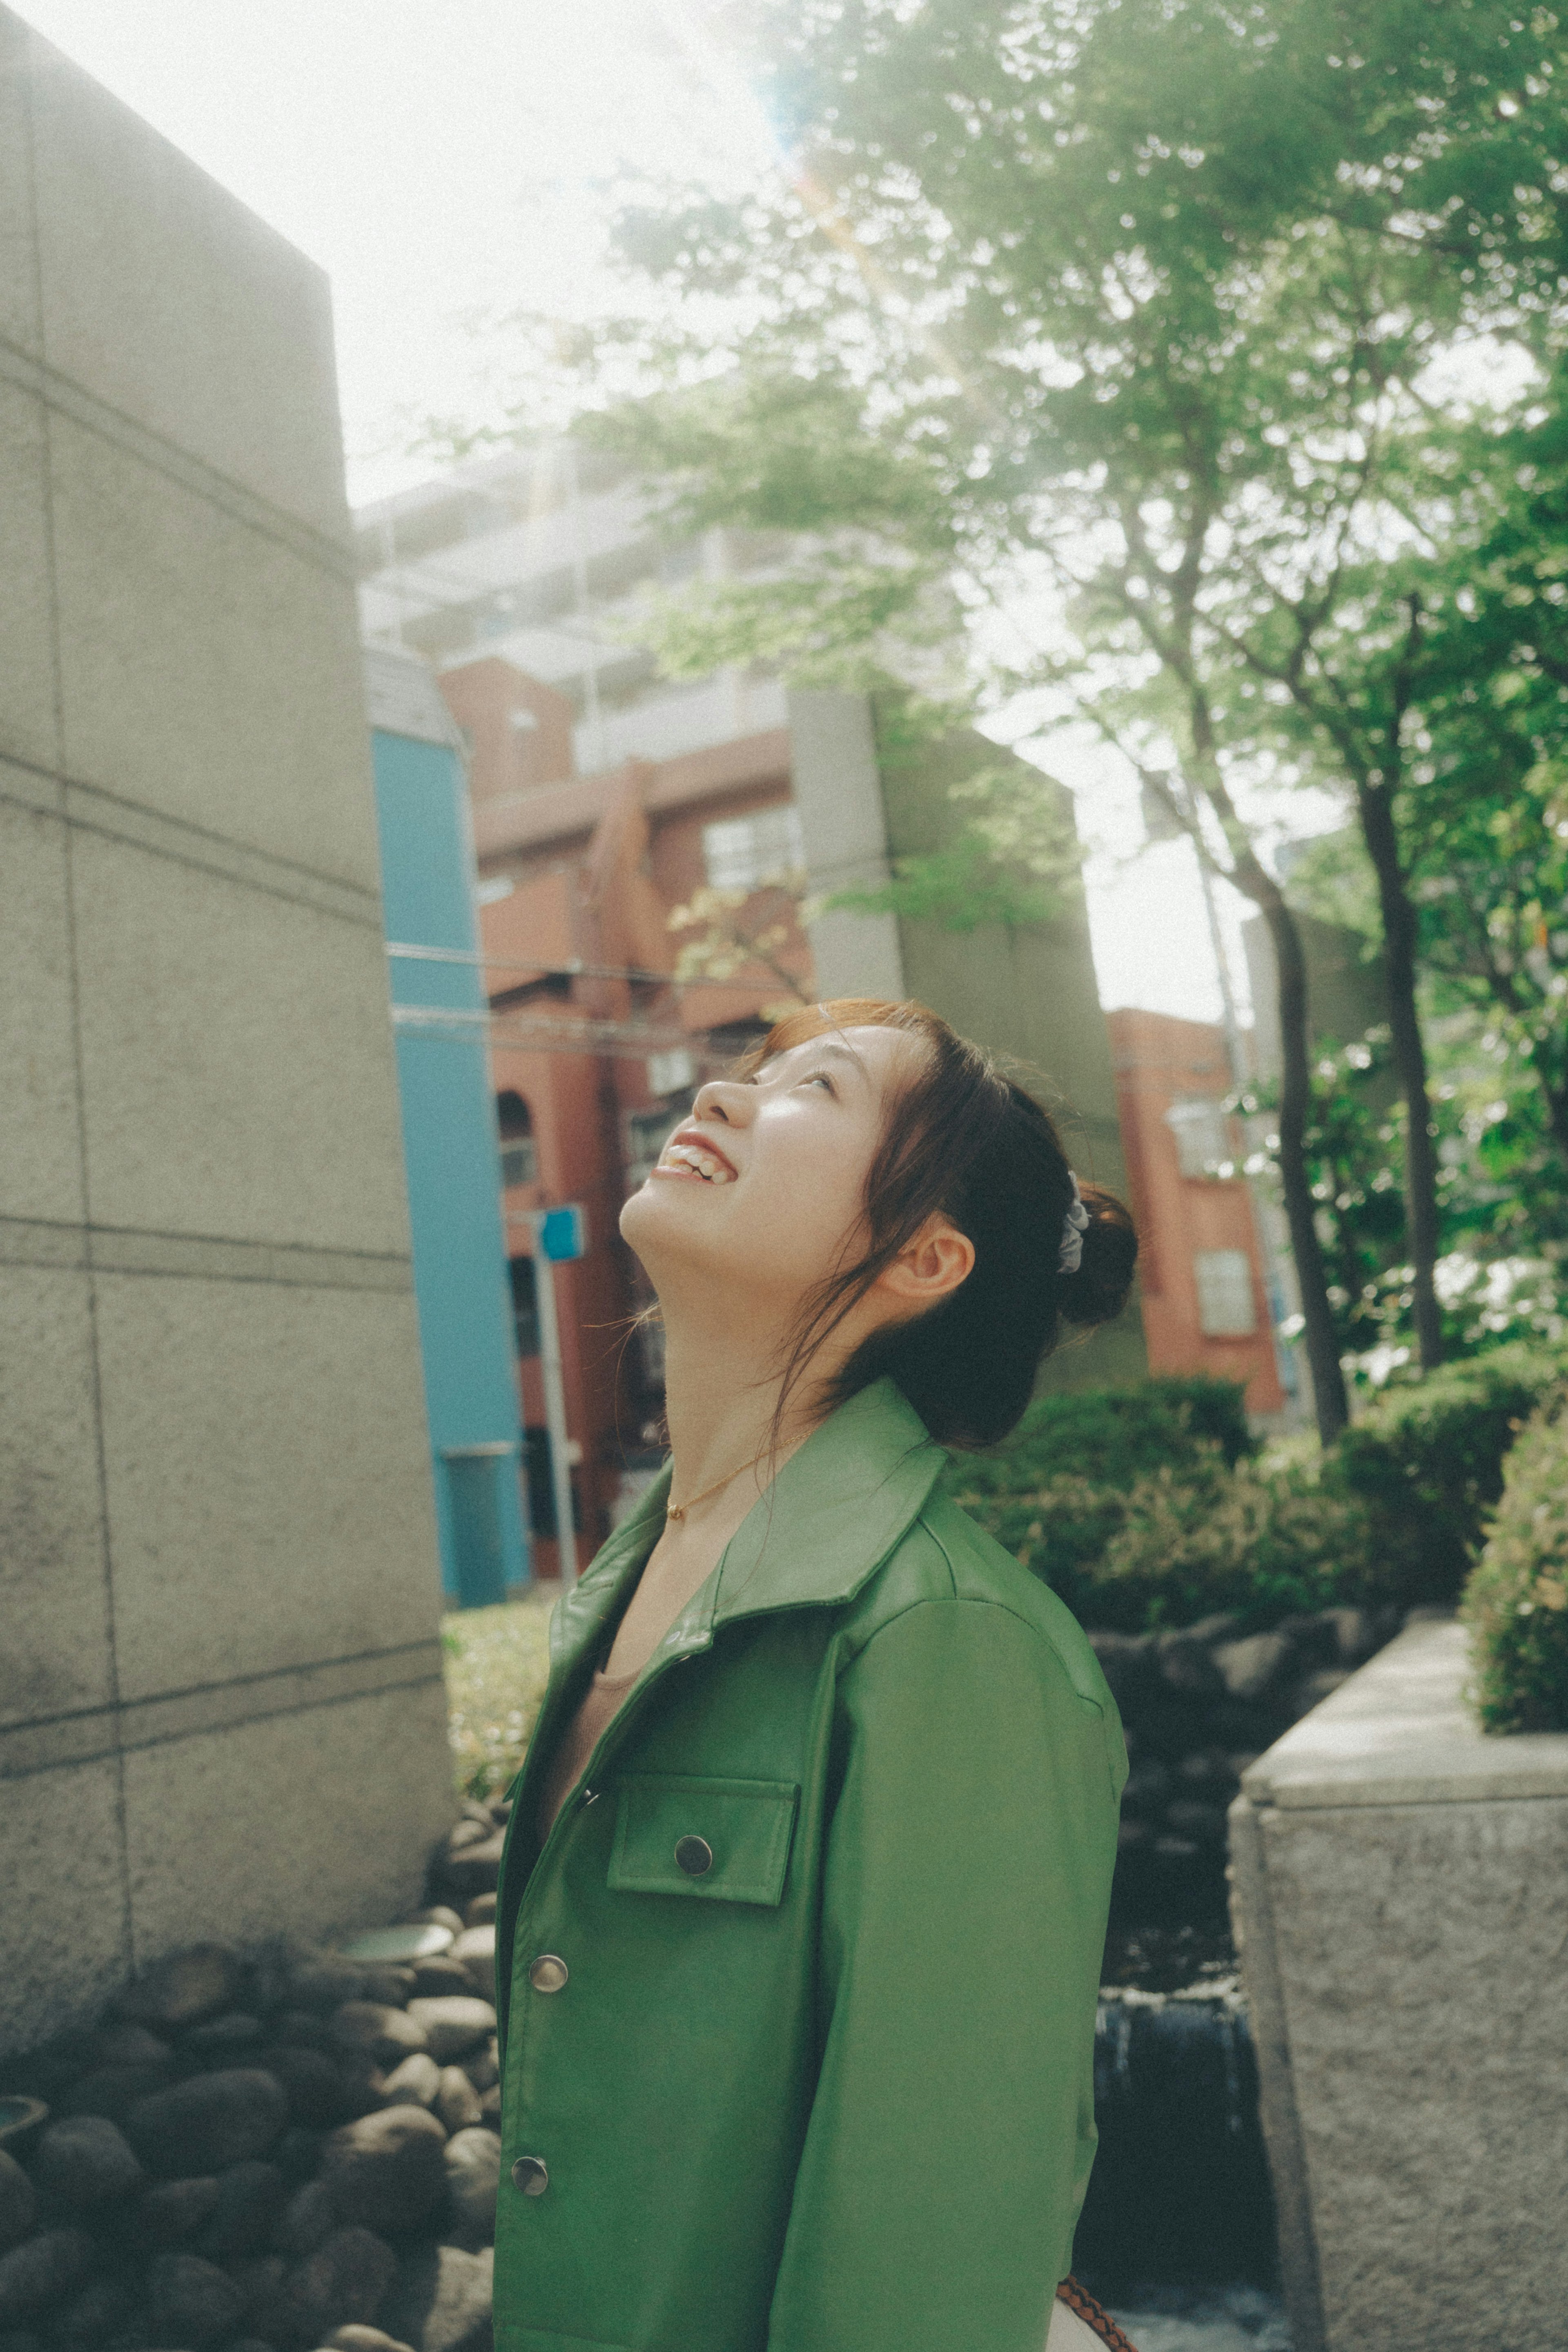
[1107,1008,1285,1416]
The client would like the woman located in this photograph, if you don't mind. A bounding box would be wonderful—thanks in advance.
[492,998,1138,2352]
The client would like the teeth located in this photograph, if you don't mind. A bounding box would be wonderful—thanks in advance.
[663,1141,733,1184]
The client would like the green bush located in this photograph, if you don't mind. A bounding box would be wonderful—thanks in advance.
[1461,1391,1568,1733]
[952,1375,1254,1500]
[951,1441,1387,1635]
[1328,1343,1567,1604]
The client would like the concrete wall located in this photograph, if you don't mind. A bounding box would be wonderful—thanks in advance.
[1230,1617,1568,2352]
[0,12,453,2049]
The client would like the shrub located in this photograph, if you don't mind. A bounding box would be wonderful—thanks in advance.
[1461,1391,1568,1733]
[1328,1343,1567,1604]
[952,1443,1387,1634]
[952,1375,1254,1500]
[442,1592,553,1799]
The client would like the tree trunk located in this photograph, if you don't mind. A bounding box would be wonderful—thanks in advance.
[1258,890,1351,1444]
[1356,779,1444,1372]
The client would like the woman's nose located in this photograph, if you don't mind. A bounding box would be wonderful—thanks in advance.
[692,1078,753,1128]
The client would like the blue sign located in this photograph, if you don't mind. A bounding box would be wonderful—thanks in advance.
[539,1204,588,1263]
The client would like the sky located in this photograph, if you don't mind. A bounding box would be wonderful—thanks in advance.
[15,0,1261,1026]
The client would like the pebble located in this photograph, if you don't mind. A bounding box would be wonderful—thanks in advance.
[125,2068,288,2178]
[410,1954,475,1999]
[31,2117,144,2209]
[276,2176,338,2258]
[286,2223,397,2341]
[0,2230,95,2325]
[379,2052,441,2110]
[331,2004,430,2070]
[405,1998,495,2063]
[318,2107,449,2233]
[265,2041,357,2128]
[435,2067,483,2135]
[116,1943,243,2032]
[136,2174,221,2246]
[323,2326,419,2352]
[0,2160,33,2255]
[181,2009,265,2062]
[443,2127,501,2247]
[145,2249,246,2348]
[195,2157,287,2258]
[464,1893,497,1927]
[381,2241,494,2352]
[47,2272,137,2349]
[450,1925,496,1993]
[56,2062,173,2123]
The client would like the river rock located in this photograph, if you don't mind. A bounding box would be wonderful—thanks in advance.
[48,2272,138,2349]
[450,1927,496,1995]
[276,2175,338,2257]
[0,2230,95,2325]
[410,1954,475,2000]
[460,2042,498,2094]
[146,2250,246,2348]
[332,2005,430,2070]
[287,2224,397,2340]
[1212,1630,1297,1705]
[196,2157,288,2258]
[381,2242,494,2352]
[443,2128,501,2247]
[289,1960,374,2015]
[33,2115,145,2208]
[0,2156,34,2253]
[1155,1630,1225,1698]
[380,2052,441,2111]
[126,2067,288,2176]
[406,2000,495,2063]
[79,2021,173,2071]
[323,2327,419,2352]
[439,1833,506,1902]
[183,2009,265,2063]
[267,2042,358,2128]
[464,1893,497,1927]
[410,1908,466,1937]
[117,1942,243,2031]
[57,2061,174,2122]
[136,2173,221,2245]
[319,2108,448,2233]
[435,2068,483,2136]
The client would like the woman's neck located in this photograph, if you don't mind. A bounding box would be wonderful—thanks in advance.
[657,1293,810,1502]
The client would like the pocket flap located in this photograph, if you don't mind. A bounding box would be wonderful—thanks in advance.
[607,1774,800,1907]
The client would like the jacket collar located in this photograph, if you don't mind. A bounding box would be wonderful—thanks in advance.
[547,1377,946,1684]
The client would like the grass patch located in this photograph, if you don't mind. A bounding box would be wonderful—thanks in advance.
[441,1587,556,1800]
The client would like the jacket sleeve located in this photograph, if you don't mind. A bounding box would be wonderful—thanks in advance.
[766,1596,1122,2352]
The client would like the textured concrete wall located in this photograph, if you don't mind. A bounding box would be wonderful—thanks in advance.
[1231,1619,1568,2352]
[0,11,453,2050]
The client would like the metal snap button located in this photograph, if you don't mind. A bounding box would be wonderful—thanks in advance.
[511,2155,549,2196]
[675,1834,713,1877]
[529,1953,569,1995]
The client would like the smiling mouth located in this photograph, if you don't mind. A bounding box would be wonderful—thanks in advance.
[656,1138,736,1184]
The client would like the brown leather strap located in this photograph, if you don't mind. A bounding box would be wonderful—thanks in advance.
[1056,2274,1140,2352]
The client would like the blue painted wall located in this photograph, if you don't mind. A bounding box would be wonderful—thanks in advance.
[369,681,529,1606]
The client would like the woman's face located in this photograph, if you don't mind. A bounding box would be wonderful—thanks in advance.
[620,1023,918,1307]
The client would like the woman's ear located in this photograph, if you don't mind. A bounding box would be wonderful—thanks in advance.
[875,1214,976,1315]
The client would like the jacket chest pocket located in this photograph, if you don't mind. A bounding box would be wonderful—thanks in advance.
[607,1773,800,1907]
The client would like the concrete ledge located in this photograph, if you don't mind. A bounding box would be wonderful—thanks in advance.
[1241,1616,1568,1809]
[1232,1615,1568,2352]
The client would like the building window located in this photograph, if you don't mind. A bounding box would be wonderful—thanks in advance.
[702,803,805,892]
[1166,1096,1230,1180]
[509,1256,541,1358]
[1194,1249,1257,1338]
[625,1102,690,1196]
[497,1090,538,1189]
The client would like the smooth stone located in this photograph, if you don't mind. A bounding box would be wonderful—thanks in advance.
[442,2128,501,2247]
[339,1926,454,1965]
[56,2063,173,2124]
[0,2104,46,2157]
[381,2242,494,2352]
[459,2044,498,2093]
[445,1820,490,1855]
[0,2230,95,2325]
[289,1960,374,2015]
[275,2176,338,2257]
[330,2006,429,2070]
[1212,1630,1299,1705]
[405,2000,495,2064]
[0,2156,34,2253]
[196,2157,288,2258]
[408,1956,475,2001]
[117,1943,244,2032]
[1155,1630,1225,1697]
[407,1908,465,1937]
[319,2108,449,2233]
[125,2069,288,2178]
[323,2327,419,2352]
[275,2123,326,2182]
[145,2249,246,2348]
[182,2010,265,2062]
[463,1895,497,1928]
[136,2174,221,2246]
[287,2224,397,2341]
[33,2115,145,2207]
[0,2332,42,2352]
[265,2044,357,2128]
[438,1834,506,1900]
[379,2053,441,2111]
[46,2273,138,2350]
[78,2022,173,2071]
[449,1927,496,1995]
[434,2069,482,2136]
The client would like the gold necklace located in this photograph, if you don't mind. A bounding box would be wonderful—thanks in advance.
[666,1446,771,1524]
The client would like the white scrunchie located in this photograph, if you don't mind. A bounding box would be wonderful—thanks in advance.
[1058,1172,1091,1275]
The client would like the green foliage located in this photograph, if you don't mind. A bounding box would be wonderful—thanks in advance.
[441,1593,554,1800]
[953,1376,1255,1496]
[1327,1345,1568,1603]
[1461,1391,1568,1734]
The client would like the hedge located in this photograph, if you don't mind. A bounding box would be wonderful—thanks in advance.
[1461,1389,1568,1733]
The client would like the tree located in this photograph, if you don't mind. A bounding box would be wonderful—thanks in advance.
[492,0,1568,1439]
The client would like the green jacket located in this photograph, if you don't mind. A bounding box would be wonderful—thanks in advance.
[493,1378,1126,2352]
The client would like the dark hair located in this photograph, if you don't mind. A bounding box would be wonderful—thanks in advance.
[742,998,1138,1450]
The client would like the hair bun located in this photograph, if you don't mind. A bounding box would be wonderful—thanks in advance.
[1058,1182,1138,1329]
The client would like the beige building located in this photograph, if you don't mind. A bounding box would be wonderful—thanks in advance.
[0,9,452,2049]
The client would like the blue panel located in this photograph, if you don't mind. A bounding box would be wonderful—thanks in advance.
[370,721,530,1601]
